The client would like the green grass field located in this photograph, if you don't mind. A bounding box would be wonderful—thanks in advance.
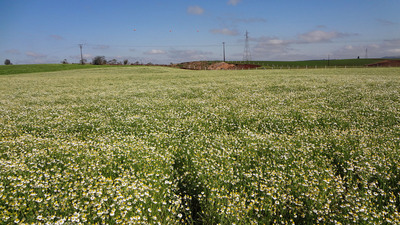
[1,66,399,224]
[230,59,386,68]
[0,64,116,75]
[0,59,390,76]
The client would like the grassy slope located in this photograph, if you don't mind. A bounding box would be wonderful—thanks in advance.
[0,64,116,75]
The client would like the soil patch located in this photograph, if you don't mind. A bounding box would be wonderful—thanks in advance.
[235,64,261,69]
[173,61,261,70]
[208,62,236,70]
[367,60,400,67]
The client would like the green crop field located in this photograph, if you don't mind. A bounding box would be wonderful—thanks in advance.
[0,64,116,76]
[229,59,386,68]
[1,66,399,224]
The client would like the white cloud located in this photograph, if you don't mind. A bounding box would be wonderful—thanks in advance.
[228,0,241,6]
[26,51,46,58]
[132,49,215,64]
[234,17,266,24]
[50,35,63,40]
[250,30,355,60]
[376,18,398,26]
[344,45,354,50]
[252,36,293,59]
[92,45,110,50]
[23,51,48,64]
[334,45,376,59]
[252,36,293,46]
[6,49,21,54]
[333,39,400,58]
[250,38,312,61]
[187,6,204,15]
[383,39,400,46]
[388,49,400,54]
[265,39,287,45]
[168,49,213,61]
[251,30,351,59]
[298,30,350,43]
[210,28,239,36]
[83,54,92,59]
[144,49,166,55]
[217,16,266,28]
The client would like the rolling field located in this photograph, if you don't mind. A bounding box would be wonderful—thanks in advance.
[0,64,115,76]
[1,66,399,224]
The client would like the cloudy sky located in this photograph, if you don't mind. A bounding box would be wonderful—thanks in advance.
[1,0,399,64]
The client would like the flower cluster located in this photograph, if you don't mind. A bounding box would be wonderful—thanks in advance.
[1,67,399,224]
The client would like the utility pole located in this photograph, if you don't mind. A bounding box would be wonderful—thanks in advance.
[222,42,226,62]
[243,30,251,62]
[328,54,330,67]
[79,44,84,64]
[365,48,368,59]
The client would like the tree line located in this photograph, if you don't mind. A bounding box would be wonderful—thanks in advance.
[3,57,138,66]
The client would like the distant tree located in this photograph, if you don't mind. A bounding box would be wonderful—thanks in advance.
[80,59,87,65]
[92,56,106,65]
[123,59,129,65]
[4,59,12,65]
[108,59,119,65]
[61,59,69,64]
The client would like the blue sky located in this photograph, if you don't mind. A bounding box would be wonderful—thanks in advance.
[1,0,399,64]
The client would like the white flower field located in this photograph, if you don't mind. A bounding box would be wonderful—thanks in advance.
[0,66,399,224]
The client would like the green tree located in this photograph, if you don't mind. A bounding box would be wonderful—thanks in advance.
[108,59,119,65]
[4,59,12,65]
[92,56,106,65]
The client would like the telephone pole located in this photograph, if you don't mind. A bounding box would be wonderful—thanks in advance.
[328,54,330,67]
[79,44,84,64]
[222,42,226,62]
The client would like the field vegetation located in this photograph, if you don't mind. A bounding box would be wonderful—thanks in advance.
[0,64,114,76]
[0,66,399,224]
[229,59,387,68]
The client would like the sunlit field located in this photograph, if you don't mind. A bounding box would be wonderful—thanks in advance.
[1,66,399,224]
